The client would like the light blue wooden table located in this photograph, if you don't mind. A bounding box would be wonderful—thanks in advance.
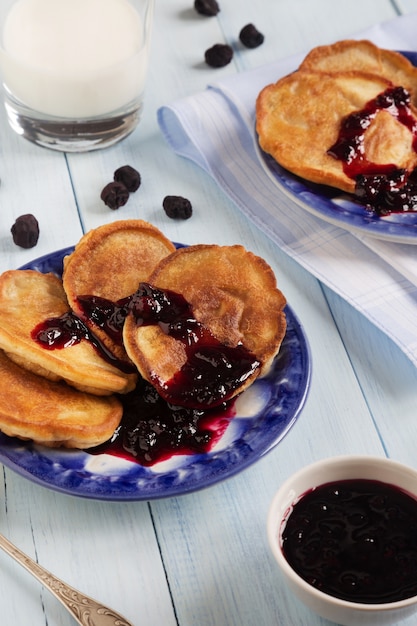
[1,1,417,624]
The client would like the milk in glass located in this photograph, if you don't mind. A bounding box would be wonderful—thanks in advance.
[1,0,147,118]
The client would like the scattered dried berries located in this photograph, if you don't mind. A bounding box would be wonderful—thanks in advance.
[114,165,141,192]
[11,214,39,248]
[100,165,141,209]
[194,0,220,16]
[239,23,264,49]
[163,195,193,219]
[205,43,233,68]
[100,181,130,210]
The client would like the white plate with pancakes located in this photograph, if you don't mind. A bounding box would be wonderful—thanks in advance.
[0,246,311,501]
[256,48,417,244]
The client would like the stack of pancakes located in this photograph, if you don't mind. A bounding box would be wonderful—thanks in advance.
[256,40,417,194]
[0,219,287,449]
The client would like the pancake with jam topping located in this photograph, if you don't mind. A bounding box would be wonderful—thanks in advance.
[256,40,417,198]
[123,244,287,409]
[0,269,137,395]
[62,219,176,366]
[256,70,417,194]
[0,348,123,448]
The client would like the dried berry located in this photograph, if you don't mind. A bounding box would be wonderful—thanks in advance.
[194,0,220,16]
[204,43,233,68]
[11,214,39,248]
[239,23,264,49]
[100,181,129,210]
[114,165,141,192]
[163,195,193,219]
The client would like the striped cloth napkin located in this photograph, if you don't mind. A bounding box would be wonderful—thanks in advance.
[158,12,417,367]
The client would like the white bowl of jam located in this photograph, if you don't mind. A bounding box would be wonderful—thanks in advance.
[267,455,417,625]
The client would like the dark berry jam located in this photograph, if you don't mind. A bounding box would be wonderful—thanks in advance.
[327,86,417,215]
[75,283,260,409]
[33,311,90,349]
[76,293,132,345]
[31,311,135,373]
[91,377,234,466]
[281,479,417,604]
[129,283,260,409]
[31,282,258,465]
[31,302,237,466]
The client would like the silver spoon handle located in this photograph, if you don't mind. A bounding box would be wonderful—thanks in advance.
[0,532,133,626]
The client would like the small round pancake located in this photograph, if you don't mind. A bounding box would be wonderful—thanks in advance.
[0,349,122,449]
[63,219,176,363]
[123,244,287,406]
[0,269,137,395]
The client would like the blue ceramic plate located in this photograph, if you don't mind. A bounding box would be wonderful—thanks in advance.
[256,51,417,245]
[0,247,311,501]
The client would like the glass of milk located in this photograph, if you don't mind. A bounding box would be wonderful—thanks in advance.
[0,0,154,151]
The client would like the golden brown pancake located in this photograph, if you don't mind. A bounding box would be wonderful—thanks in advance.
[0,269,137,395]
[63,219,176,364]
[123,244,287,407]
[256,70,417,193]
[0,349,122,448]
[256,41,417,194]
[300,40,417,106]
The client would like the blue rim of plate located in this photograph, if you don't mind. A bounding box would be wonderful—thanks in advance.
[256,50,417,245]
[0,245,311,501]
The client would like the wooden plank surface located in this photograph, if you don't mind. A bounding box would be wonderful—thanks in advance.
[0,1,416,624]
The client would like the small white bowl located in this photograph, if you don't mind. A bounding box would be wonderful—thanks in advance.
[267,455,417,626]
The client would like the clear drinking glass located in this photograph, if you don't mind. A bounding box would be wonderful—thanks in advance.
[0,0,154,152]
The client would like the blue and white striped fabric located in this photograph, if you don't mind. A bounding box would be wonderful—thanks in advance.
[158,13,417,367]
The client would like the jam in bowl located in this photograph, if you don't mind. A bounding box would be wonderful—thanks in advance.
[267,456,417,626]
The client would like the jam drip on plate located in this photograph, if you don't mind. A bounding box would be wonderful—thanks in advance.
[328,86,417,215]
[91,376,234,466]
[282,479,417,604]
